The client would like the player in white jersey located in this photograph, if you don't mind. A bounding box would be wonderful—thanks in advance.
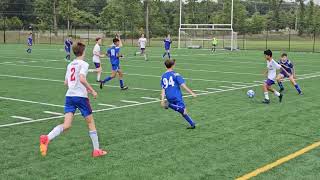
[135,34,148,61]
[262,49,289,104]
[92,37,105,82]
[39,42,107,158]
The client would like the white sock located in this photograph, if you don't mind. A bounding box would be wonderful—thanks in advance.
[264,92,269,100]
[48,124,64,141]
[97,73,101,81]
[89,131,100,150]
[274,91,280,97]
[144,54,147,60]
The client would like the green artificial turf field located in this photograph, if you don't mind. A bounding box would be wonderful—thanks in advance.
[0,44,319,179]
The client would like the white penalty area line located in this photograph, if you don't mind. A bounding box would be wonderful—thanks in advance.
[0,73,319,128]
[0,96,64,108]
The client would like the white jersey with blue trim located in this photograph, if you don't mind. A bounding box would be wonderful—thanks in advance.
[267,59,282,81]
[65,59,89,98]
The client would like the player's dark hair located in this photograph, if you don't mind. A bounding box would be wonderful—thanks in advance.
[281,53,287,57]
[72,42,86,57]
[164,59,176,68]
[264,49,272,57]
[113,38,120,43]
[96,37,101,42]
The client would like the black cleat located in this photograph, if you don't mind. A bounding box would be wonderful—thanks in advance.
[299,92,304,95]
[121,86,128,90]
[163,101,169,109]
[262,99,270,104]
[187,126,196,129]
[279,93,283,103]
[96,80,101,83]
[279,88,284,93]
[100,81,104,89]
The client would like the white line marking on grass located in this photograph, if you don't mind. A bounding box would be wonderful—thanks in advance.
[231,84,248,87]
[11,116,33,121]
[219,86,236,89]
[120,100,140,104]
[141,97,160,101]
[193,90,209,93]
[43,111,64,116]
[254,81,264,83]
[98,103,117,108]
[206,88,224,91]
[0,73,319,128]
[0,74,160,92]
[0,96,64,108]
[0,61,257,85]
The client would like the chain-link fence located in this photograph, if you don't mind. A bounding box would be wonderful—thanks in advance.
[1,18,320,52]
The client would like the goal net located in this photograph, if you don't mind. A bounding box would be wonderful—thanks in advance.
[178,0,237,51]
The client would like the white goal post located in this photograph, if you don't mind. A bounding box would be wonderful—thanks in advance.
[178,0,237,51]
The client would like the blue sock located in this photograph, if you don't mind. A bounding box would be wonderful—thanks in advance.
[102,76,113,83]
[182,114,195,127]
[168,104,185,114]
[120,79,124,88]
[168,53,171,59]
[278,82,284,89]
[294,84,302,94]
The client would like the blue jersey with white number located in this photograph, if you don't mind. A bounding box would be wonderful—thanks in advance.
[27,35,33,46]
[161,71,185,102]
[164,38,172,50]
[279,59,293,74]
[107,46,120,65]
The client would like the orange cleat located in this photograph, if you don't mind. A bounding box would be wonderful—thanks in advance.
[39,135,49,157]
[92,149,108,158]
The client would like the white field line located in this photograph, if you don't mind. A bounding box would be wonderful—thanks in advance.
[141,97,160,101]
[219,86,236,89]
[254,81,264,83]
[2,54,319,68]
[98,103,117,108]
[0,96,64,108]
[206,88,224,91]
[232,84,248,87]
[1,73,319,128]
[193,90,209,93]
[0,74,160,92]
[120,100,140,104]
[43,111,64,116]
[11,116,33,121]
[0,62,256,84]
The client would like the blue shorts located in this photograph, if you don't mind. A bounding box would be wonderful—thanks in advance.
[64,96,92,118]
[111,64,120,71]
[265,79,275,86]
[280,72,290,78]
[168,99,185,110]
[94,63,101,68]
[65,47,71,53]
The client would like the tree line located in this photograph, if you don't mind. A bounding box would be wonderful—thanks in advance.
[1,0,320,37]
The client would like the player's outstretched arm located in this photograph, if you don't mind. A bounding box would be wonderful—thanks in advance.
[160,89,166,107]
[79,74,97,99]
[181,84,197,97]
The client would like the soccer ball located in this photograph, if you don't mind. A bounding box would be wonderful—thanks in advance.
[247,90,255,98]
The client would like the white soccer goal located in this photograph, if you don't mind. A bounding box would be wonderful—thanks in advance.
[178,0,237,51]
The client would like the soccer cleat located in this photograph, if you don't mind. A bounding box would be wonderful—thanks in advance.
[279,93,283,103]
[187,126,196,129]
[100,81,104,89]
[121,86,128,90]
[96,80,101,83]
[299,92,304,95]
[92,149,108,157]
[279,88,284,92]
[262,99,270,104]
[39,135,49,157]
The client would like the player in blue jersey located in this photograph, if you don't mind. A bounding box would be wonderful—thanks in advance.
[161,59,197,129]
[64,36,73,61]
[100,38,128,90]
[26,32,33,53]
[162,34,172,59]
[276,53,303,95]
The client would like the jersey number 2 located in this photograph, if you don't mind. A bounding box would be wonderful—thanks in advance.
[70,67,76,81]
[163,76,175,89]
